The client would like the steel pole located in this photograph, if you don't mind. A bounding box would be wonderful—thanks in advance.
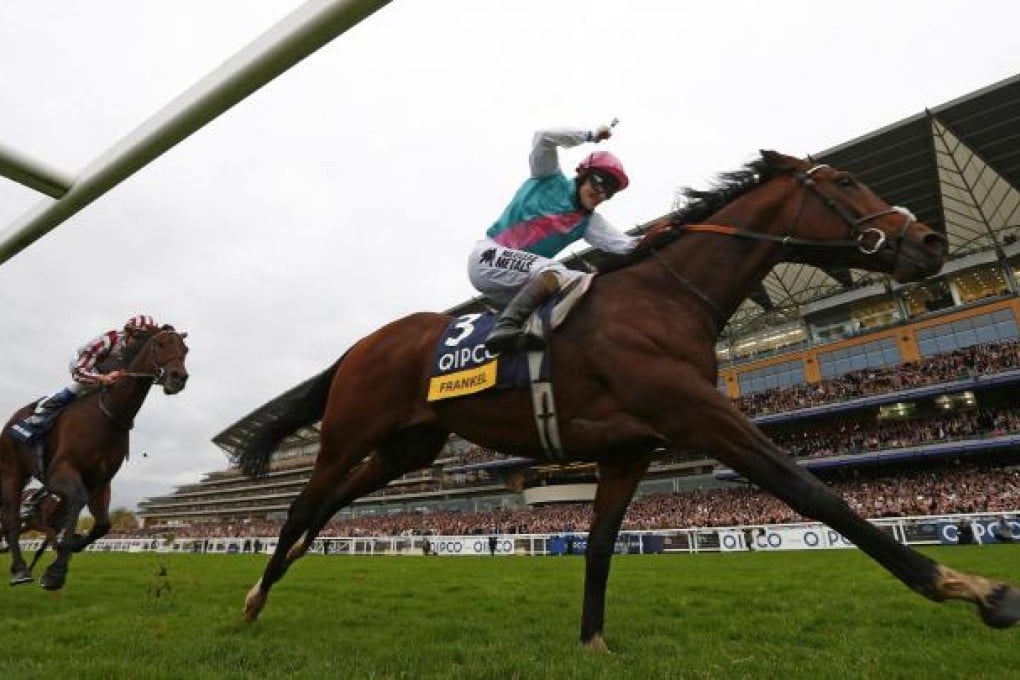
[0,140,74,198]
[0,0,392,265]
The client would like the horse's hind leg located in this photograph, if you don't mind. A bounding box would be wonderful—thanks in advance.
[0,466,32,585]
[244,425,448,621]
[296,425,449,555]
[244,428,378,621]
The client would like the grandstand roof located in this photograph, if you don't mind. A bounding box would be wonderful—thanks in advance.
[213,74,1020,458]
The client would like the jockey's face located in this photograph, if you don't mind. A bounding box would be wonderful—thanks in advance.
[578,172,615,211]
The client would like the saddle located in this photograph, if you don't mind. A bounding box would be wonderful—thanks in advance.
[427,273,594,401]
[8,397,63,445]
[427,273,594,460]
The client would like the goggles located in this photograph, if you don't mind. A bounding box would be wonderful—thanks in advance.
[587,171,618,198]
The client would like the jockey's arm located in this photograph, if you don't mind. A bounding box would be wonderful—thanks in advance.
[70,332,117,385]
[71,353,105,385]
[583,212,639,255]
[528,128,596,179]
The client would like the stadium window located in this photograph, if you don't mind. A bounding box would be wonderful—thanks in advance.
[736,359,805,395]
[915,310,1019,357]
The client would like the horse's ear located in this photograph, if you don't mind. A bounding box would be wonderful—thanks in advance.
[759,150,801,171]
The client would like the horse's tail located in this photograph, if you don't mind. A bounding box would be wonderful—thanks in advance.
[234,354,346,478]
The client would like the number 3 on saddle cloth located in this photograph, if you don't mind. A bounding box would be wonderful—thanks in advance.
[427,273,594,459]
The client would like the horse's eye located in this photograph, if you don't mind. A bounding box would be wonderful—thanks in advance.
[835,175,855,188]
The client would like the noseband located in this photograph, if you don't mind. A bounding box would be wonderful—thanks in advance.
[795,164,915,263]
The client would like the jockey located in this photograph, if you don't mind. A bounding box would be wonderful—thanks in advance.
[467,124,638,354]
[10,314,160,443]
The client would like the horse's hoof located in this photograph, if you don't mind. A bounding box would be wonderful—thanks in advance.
[40,567,66,591]
[980,584,1020,629]
[244,580,265,621]
[582,634,612,654]
[9,573,33,586]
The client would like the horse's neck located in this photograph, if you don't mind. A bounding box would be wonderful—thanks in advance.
[103,379,153,424]
[645,200,790,329]
[666,227,782,315]
[105,348,156,421]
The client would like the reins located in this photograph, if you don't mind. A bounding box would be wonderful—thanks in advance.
[669,222,862,250]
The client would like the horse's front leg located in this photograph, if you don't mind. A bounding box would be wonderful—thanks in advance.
[655,367,1020,630]
[580,453,651,651]
[67,484,111,552]
[38,470,87,591]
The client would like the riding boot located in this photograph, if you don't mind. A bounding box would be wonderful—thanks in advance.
[9,388,77,444]
[27,388,76,425]
[484,271,560,354]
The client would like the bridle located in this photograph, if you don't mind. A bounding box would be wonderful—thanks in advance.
[115,330,187,386]
[98,330,187,430]
[650,164,918,328]
[667,164,916,258]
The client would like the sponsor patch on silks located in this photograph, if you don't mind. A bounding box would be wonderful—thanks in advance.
[427,313,541,401]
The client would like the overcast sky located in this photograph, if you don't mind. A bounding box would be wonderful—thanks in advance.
[0,1,1016,511]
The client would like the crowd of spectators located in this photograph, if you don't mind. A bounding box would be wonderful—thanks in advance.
[773,407,1020,459]
[121,462,1020,539]
[734,339,1020,416]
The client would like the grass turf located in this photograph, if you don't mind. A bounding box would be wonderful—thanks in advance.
[0,546,1017,679]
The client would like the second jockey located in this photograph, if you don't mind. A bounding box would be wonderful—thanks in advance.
[10,314,160,444]
[467,124,639,354]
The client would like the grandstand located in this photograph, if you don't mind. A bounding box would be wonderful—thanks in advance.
[137,74,1020,535]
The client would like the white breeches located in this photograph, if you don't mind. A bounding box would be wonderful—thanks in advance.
[467,239,581,305]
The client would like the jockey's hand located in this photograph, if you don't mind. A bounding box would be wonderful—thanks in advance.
[633,221,675,255]
[592,124,613,143]
[101,370,125,385]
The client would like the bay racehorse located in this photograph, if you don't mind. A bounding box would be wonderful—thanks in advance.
[239,151,1020,648]
[0,325,189,590]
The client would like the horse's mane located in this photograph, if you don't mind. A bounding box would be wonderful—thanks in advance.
[672,156,774,226]
[597,155,778,274]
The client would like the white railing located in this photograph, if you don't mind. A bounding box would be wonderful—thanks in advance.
[14,511,1014,557]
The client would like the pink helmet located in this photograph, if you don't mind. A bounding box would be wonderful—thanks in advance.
[576,150,629,192]
[124,315,157,332]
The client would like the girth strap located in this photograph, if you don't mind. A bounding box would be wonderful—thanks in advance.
[527,350,564,460]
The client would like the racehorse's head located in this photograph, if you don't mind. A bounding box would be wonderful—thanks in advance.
[760,150,947,283]
[141,326,190,395]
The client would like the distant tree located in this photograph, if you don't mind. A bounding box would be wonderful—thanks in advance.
[110,507,138,532]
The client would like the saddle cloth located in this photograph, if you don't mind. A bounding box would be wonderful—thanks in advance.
[426,273,593,402]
